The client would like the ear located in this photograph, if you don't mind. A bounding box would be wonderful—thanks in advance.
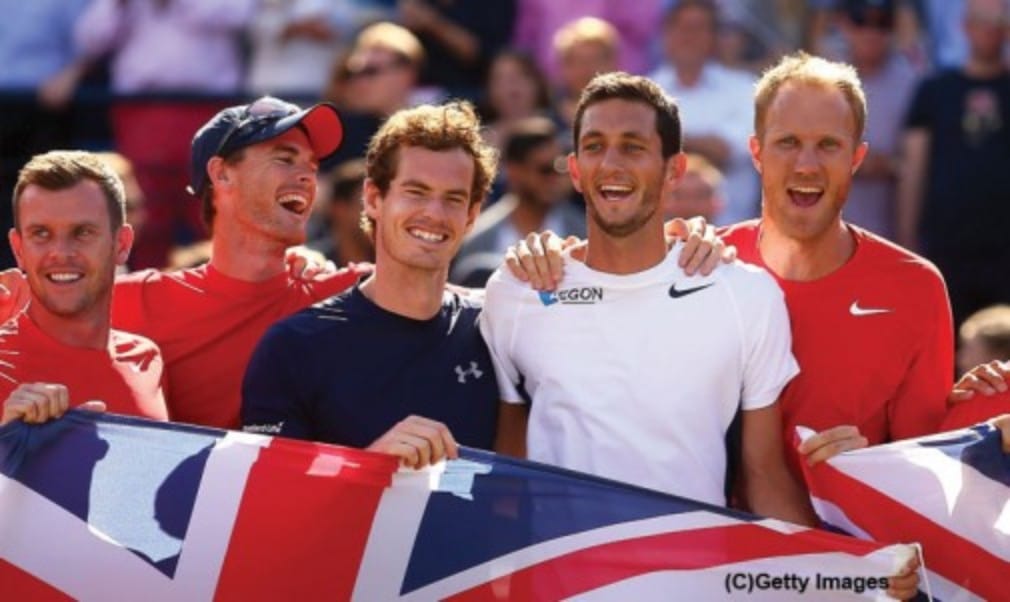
[666,151,687,186]
[114,224,135,266]
[206,156,231,191]
[566,153,582,193]
[748,135,762,174]
[851,140,869,175]
[8,228,23,271]
[362,178,382,220]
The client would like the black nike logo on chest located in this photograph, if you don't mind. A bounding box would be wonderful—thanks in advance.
[668,283,714,298]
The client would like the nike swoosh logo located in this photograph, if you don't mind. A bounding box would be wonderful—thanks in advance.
[669,283,714,299]
[849,301,892,316]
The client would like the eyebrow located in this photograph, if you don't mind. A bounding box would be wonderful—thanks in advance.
[401,179,469,198]
[580,129,650,142]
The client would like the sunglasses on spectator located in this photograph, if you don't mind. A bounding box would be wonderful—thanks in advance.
[215,96,296,156]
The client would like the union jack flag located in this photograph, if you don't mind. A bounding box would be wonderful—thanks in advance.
[1,412,912,600]
[800,424,1009,601]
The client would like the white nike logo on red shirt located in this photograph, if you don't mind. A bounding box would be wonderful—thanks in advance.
[849,301,892,316]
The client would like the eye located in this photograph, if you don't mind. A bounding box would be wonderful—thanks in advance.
[75,226,97,240]
[581,141,602,153]
[28,228,50,241]
[819,138,841,150]
[776,136,798,149]
[275,154,294,165]
[623,142,645,153]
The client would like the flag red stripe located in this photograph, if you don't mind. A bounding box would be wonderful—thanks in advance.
[446,522,888,601]
[805,460,1005,599]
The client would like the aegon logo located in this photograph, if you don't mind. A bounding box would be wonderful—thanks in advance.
[538,287,604,306]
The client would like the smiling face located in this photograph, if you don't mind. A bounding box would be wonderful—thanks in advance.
[214,128,319,247]
[570,98,679,239]
[10,180,132,321]
[364,145,479,274]
[750,82,868,242]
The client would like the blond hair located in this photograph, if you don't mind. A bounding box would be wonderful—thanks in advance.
[753,52,867,141]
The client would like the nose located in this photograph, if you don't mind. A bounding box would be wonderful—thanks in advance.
[794,144,819,175]
[47,234,80,261]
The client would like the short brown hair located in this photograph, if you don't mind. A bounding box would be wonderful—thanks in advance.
[200,149,244,233]
[361,101,498,236]
[573,71,682,159]
[13,150,126,231]
[753,52,867,142]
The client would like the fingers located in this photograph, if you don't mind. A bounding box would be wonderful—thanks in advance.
[797,425,868,466]
[664,217,689,248]
[79,400,108,414]
[366,415,459,469]
[886,553,921,600]
[1,383,70,426]
[949,360,1010,404]
[285,247,334,281]
[0,268,29,323]
[504,232,564,291]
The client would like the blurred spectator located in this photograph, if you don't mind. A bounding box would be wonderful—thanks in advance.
[73,0,259,269]
[246,0,385,102]
[397,0,516,97]
[807,0,925,68]
[663,153,724,222]
[95,151,148,271]
[837,0,919,239]
[481,49,554,149]
[325,21,428,164]
[512,0,663,85]
[553,17,621,127]
[0,0,92,268]
[898,0,1010,328]
[451,117,583,287]
[307,159,374,265]
[958,305,1010,375]
[710,0,804,73]
[650,0,758,225]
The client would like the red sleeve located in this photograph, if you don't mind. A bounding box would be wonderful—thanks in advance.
[307,264,366,302]
[888,272,954,439]
[941,392,1010,430]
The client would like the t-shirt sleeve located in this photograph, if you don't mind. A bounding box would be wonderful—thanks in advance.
[110,269,159,334]
[478,270,525,405]
[888,270,952,439]
[240,322,312,439]
[736,269,799,410]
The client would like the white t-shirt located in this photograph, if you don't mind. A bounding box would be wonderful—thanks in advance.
[479,244,798,505]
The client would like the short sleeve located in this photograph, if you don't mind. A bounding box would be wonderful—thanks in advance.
[736,269,799,410]
[478,269,526,405]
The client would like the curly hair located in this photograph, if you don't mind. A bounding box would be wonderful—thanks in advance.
[361,101,498,236]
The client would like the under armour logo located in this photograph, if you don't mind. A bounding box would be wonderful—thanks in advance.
[455,361,484,383]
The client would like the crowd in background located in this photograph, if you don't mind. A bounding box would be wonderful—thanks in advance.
[1,0,1009,337]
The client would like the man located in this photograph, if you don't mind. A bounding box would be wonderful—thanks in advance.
[481,72,816,526]
[898,0,1010,328]
[0,151,166,426]
[727,52,953,469]
[104,96,363,429]
[650,0,758,224]
[511,53,953,474]
[242,102,499,467]
[452,116,584,287]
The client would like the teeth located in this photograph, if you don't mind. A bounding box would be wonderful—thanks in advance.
[790,187,822,194]
[278,194,308,214]
[48,273,82,283]
[409,228,446,243]
[600,185,632,193]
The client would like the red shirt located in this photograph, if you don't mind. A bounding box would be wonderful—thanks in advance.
[0,312,167,420]
[942,391,1010,430]
[111,264,359,429]
[723,221,953,471]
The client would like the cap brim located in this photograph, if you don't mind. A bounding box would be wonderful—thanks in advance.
[275,103,344,161]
